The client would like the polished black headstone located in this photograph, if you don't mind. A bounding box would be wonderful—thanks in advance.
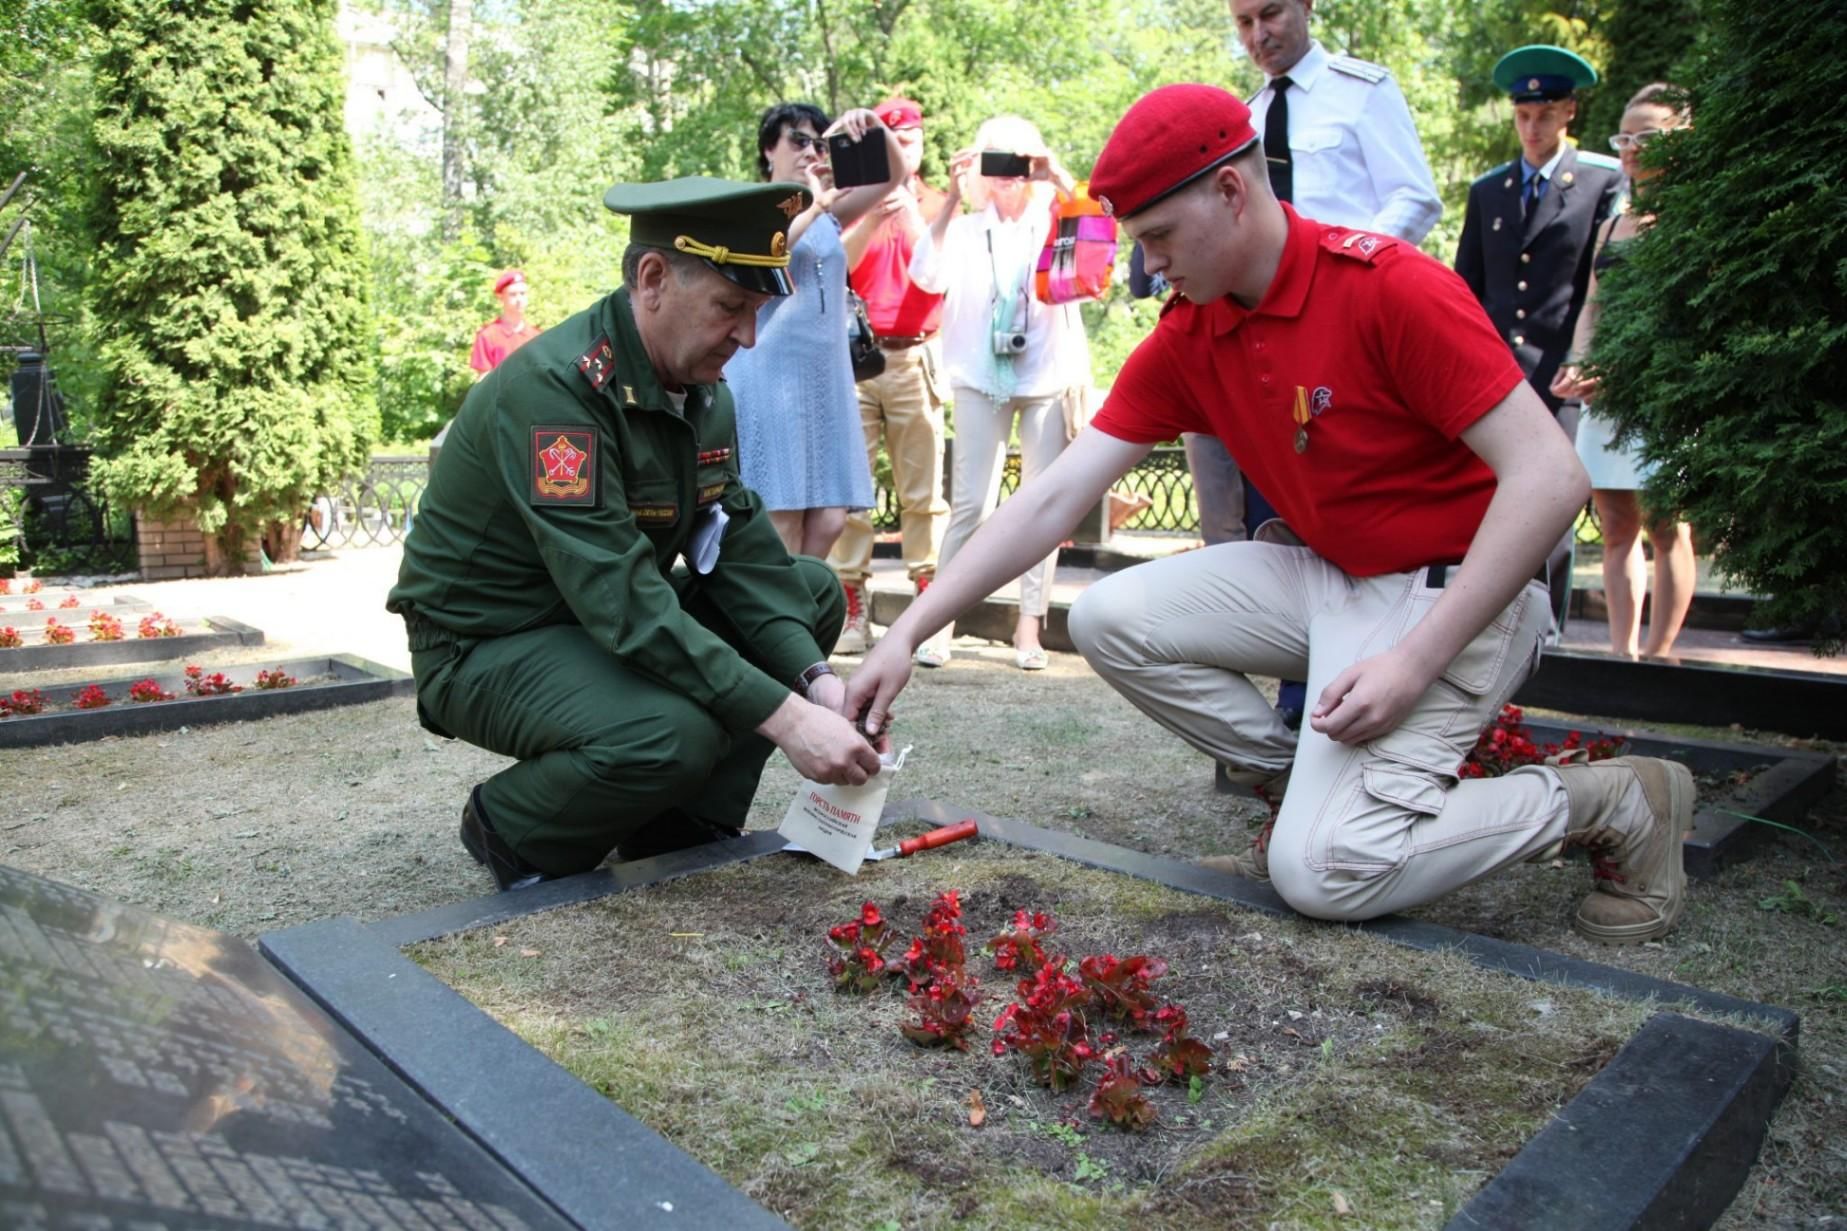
[0,862,568,1230]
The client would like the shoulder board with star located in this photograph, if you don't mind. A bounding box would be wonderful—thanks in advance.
[576,334,618,393]
[1321,228,1399,264]
[1328,55,1389,84]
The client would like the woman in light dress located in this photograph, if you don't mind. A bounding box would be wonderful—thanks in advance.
[1552,84,1695,660]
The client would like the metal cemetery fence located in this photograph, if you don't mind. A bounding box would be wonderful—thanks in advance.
[0,447,137,575]
[310,446,1205,550]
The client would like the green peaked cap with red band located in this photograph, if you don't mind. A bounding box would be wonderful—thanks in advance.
[604,176,812,296]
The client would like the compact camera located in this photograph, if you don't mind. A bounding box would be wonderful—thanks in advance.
[992,330,1028,355]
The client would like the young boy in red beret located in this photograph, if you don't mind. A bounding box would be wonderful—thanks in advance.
[847,84,1693,944]
[469,269,543,375]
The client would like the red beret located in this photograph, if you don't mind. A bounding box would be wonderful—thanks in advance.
[874,97,924,129]
[1090,84,1260,220]
[493,269,527,294]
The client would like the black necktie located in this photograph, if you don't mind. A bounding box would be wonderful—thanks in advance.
[1265,76,1293,204]
[1523,171,1543,217]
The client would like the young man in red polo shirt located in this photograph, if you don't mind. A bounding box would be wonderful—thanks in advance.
[847,84,1693,943]
[828,97,951,655]
[469,269,543,375]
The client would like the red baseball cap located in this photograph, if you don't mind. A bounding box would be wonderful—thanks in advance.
[1090,84,1260,220]
[493,269,527,294]
[873,97,924,129]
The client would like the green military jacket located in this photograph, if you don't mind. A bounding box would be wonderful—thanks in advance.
[387,287,822,732]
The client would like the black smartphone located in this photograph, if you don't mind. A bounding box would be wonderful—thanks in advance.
[827,132,891,188]
[980,150,1031,178]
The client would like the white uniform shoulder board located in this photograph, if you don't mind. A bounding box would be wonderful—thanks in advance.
[1328,55,1389,85]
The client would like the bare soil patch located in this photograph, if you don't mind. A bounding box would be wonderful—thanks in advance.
[413,846,1657,1231]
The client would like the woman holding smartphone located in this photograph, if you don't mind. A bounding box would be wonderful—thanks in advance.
[726,103,904,559]
[906,115,1091,670]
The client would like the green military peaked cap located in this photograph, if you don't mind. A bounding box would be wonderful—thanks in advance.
[604,176,812,296]
[1493,45,1598,102]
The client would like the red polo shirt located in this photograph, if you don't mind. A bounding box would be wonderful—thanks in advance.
[848,179,946,337]
[470,317,542,374]
[1092,207,1523,577]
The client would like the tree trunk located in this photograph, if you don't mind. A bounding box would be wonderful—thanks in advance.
[441,0,472,242]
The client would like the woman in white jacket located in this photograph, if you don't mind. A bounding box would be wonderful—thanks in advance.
[908,115,1090,670]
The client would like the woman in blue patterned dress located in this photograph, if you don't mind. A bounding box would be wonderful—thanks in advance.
[727,103,904,558]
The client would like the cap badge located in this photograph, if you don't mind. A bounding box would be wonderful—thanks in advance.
[1528,77,1540,91]
[776,193,805,219]
[771,231,787,259]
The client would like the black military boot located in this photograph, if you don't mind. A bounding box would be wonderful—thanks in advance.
[616,809,745,863]
[458,787,554,892]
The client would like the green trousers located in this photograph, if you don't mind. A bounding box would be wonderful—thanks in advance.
[411,557,843,875]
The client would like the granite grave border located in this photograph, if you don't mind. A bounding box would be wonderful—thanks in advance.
[0,614,262,673]
[1516,648,1847,742]
[259,803,1798,1231]
[0,653,414,749]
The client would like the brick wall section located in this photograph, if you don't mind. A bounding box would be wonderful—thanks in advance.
[135,514,262,579]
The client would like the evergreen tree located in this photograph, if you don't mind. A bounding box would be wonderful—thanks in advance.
[1578,0,1699,143]
[86,0,377,571]
[1590,0,1847,638]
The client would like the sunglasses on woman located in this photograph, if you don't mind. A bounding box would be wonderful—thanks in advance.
[1608,129,1667,152]
[784,131,827,152]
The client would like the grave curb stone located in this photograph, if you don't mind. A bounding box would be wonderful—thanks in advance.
[1445,1010,1791,1231]
[260,915,794,1231]
[0,653,414,749]
[1516,648,1847,741]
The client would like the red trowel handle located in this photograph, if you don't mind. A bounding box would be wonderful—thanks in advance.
[897,820,979,857]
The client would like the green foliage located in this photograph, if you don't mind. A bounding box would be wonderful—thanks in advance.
[1577,0,1700,145]
[358,0,628,443]
[1756,881,1838,926]
[84,0,378,566]
[1589,0,1847,634]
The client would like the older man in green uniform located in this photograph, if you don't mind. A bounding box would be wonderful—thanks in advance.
[389,177,885,892]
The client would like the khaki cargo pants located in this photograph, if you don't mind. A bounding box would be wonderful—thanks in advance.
[829,342,950,586]
[1069,538,1571,921]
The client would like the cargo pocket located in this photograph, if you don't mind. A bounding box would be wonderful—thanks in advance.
[1314,761,1447,873]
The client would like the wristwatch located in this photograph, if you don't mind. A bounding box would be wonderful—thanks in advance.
[797,662,837,697]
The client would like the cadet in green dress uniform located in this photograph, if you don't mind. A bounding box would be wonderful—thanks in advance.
[1455,45,1622,415]
[388,177,886,892]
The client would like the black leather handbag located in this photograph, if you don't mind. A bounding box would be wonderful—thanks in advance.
[847,288,885,382]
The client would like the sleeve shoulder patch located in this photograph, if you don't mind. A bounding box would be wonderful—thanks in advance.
[1328,55,1388,84]
[530,426,599,506]
[576,335,617,392]
[1321,229,1399,264]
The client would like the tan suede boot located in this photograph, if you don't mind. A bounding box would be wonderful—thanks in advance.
[1555,756,1693,944]
[1198,766,1292,882]
[837,581,871,655]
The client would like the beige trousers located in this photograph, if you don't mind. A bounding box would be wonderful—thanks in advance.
[939,386,1068,619]
[830,343,949,586]
[1069,539,1571,921]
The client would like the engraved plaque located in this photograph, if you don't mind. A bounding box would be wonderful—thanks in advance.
[0,864,570,1229]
